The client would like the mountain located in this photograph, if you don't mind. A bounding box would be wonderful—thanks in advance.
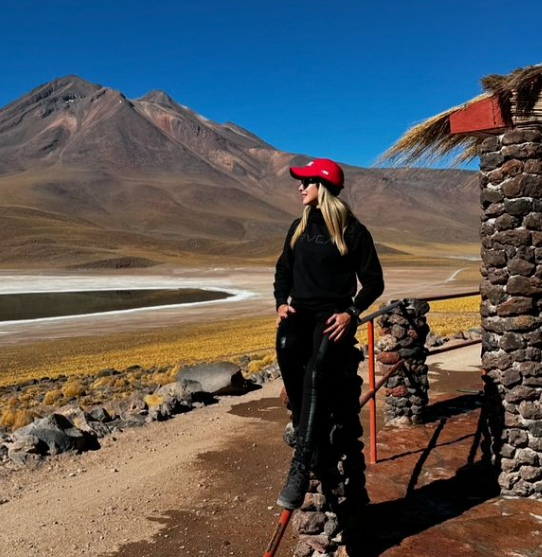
[0,75,480,268]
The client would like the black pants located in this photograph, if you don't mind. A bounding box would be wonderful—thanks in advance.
[276,306,358,467]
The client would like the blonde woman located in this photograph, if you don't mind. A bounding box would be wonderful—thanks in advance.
[273,158,385,509]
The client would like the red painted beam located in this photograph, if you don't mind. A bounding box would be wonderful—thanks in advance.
[449,96,507,134]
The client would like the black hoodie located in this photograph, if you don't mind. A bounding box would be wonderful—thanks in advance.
[273,208,385,314]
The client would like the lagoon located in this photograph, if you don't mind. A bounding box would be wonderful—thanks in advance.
[0,288,231,322]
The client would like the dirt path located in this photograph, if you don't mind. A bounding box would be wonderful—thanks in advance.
[0,342,486,557]
[0,380,295,557]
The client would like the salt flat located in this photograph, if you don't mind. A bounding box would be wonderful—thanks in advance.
[0,265,477,346]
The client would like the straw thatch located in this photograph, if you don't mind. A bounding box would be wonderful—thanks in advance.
[482,63,542,112]
[378,94,489,166]
[380,63,542,167]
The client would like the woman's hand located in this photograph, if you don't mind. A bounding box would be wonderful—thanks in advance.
[323,312,352,342]
[276,304,296,328]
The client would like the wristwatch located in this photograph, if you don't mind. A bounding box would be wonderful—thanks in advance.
[345,305,361,323]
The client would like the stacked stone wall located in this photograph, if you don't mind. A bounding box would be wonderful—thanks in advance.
[479,128,542,497]
[286,345,367,557]
[376,299,430,425]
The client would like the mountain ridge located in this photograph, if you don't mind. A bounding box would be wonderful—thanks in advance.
[0,75,480,268]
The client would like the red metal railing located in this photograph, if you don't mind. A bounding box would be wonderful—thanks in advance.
[359,290,481,465]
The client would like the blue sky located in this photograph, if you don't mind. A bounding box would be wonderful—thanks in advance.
[2,0,542,168]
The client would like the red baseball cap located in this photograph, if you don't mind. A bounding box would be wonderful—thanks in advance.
[289,158,345,189]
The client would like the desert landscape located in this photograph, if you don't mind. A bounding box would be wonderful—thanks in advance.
[0,75,495,557]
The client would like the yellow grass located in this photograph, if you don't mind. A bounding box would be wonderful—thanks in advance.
[61,380,86,397]
[43,390,63,405]
[0,409,33,429]
[144,394,164,407]
[0,315,278,387]
[0,296,482,389]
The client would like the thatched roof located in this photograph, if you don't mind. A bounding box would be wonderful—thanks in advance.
[380,63,542,166]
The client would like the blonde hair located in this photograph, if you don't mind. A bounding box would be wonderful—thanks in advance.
[290,183,352,255]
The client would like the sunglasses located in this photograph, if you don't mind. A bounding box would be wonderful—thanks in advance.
[300,177,320,189]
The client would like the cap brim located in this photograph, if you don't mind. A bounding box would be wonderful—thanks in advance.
[289,166,319,180]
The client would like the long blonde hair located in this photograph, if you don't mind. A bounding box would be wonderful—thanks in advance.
[290,183,352,255]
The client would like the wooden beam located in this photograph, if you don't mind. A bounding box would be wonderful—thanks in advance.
[449,96,507,135]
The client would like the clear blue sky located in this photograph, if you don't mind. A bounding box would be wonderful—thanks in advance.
[2,0,542,168]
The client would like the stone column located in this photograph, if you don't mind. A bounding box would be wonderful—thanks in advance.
[284,344,368,557]
[376,299,430,425]
[479,128,542,497]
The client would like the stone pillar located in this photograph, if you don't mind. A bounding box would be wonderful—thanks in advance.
[479,128,542,497]
[376,299,430,426]
[284,344,368,557]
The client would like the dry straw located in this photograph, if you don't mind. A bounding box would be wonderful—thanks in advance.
[379,63,542,167]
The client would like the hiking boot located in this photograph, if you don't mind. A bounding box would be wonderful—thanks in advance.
[276,458,310,509]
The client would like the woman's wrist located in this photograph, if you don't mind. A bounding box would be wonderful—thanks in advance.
[345,306,361,322]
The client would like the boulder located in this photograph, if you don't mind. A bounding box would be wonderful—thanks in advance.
[155,381,194,405]
[175,362,247,395]
[105,392,147,419]
[7,434,47,465]
[146,394,191,422]
[13,414,87,455]
[60,407,112,439]
[88,407,112,423]
[108,414,147,431]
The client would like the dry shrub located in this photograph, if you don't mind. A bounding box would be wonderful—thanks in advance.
[0,409,16,427]
[262,354,274,366]
[113,378,128,389]
[245,352,275,375]
[145,372,171,386]
[62,380,85,397]
[13,410,33,429]
[43,390,62,405]
[126,375,140,386]
[6,396,18,408]
[1,409,33,429]
[144,394,163,407]
[91,376,115,389]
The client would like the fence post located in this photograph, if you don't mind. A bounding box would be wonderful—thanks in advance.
[367,318,377,464]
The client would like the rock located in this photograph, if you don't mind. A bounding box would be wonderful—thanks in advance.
[376,351,400,364]
[60,407,111,439]
[301,492,326,512]
[13,414,88,455]
[386,386,407,397]
[88,407,112,423]
[375,334,397,352]
[426,333,446,347]
[105,392,147,419]
[299,534,335,553]
[96,368,119,378]
[283,422,297,448]
[146,393,191,422]
[176,362,247,395]
[293,542,313,557]
[156,382,193,405]
[7,434,46,465]
[502,129,542,145]
[519,401,542,420]
[497,297,534,316]
[292,511,327,534]
[108,415,147,430]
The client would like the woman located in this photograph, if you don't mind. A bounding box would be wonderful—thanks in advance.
[273,157,385,509]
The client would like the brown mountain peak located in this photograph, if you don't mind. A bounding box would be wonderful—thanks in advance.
[136,89,178,108]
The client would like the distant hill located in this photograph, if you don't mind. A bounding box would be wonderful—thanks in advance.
[0,75,479,268]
